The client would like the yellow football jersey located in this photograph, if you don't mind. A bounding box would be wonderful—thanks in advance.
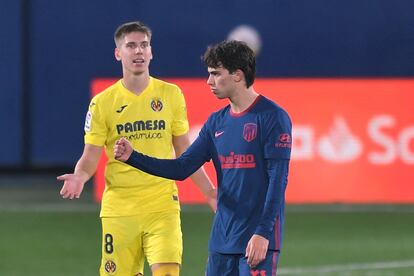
[84,77,189,217]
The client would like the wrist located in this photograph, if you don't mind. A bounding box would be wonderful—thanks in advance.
[74,171,90,184]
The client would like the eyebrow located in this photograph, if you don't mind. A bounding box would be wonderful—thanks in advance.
[125,40,149,45]
[208,69,220,74]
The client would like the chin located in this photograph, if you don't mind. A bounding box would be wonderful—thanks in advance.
[132,70,146,76]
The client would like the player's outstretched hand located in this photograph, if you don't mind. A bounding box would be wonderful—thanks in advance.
[56,173,85,200]
[114,137,133,162]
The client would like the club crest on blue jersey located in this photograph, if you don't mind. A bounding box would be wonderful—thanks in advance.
[104,260,116,274]
[243,123,257,142]
[151,98,163,112]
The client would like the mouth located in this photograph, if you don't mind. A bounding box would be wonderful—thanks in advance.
[133,58,145,64]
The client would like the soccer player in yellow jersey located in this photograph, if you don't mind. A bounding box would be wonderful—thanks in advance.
[57,21,217,276]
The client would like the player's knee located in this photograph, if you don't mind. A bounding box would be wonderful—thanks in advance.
[152,263,180,276]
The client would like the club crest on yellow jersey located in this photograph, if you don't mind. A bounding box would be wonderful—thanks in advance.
[104,260,116,274]
[151,98,163,112]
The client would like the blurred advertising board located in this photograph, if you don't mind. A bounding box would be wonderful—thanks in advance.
[91,78,414,204]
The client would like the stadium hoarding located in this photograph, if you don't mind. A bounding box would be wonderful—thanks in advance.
[91,78,414,204]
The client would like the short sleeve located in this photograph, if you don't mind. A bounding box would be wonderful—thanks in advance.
[171,88,190,136]
[84,98,107,146]
[262,109,292,160]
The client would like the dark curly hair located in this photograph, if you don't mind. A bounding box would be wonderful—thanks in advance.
[203,40,256,88]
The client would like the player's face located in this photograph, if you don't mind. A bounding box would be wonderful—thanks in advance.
[206,66,238,99]
[115,31,153,76]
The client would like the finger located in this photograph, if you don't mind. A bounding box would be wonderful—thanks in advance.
[56,174,67,181]
[247,248,254,266]
[250,252,259,267]
[118,137,125,145]
[60,186,72,198]
[114,149,121,158]
[115,145,124,153]
[251,253,258,267]
[114,145,122,154]
[252,251,265,267]
[245,243,250,258]
[122,138,130,147]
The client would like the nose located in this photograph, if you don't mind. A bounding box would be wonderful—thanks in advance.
[135,46,143,54]
[207,75,214,86]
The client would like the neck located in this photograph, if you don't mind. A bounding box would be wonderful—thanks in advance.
[121,71,150,95]
[229,86,259,113]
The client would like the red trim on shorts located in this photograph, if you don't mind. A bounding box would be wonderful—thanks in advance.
[272,251,278,276]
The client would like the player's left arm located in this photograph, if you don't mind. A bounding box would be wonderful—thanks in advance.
[246,159,289,267]
[246,109,292,267]
[173,133,217,212]
[254,159,290,239]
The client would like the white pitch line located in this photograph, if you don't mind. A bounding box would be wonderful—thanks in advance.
[278,260,414,275]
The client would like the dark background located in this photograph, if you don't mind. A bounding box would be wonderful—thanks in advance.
[1,0,414,169]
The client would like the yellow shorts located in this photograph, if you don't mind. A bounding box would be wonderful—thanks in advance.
[100,210,182,275]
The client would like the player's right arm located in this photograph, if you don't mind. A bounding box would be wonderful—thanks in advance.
[57,144,103,199]
[114,132,211,181]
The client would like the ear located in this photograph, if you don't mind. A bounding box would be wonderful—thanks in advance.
[232,69,244,83]
[114,47,121,61]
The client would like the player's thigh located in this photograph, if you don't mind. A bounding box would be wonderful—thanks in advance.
[143,210,183,266]
[151,263,180,276]
[239,250,280,276]
[100,216,144,276]
[205,251,240,276]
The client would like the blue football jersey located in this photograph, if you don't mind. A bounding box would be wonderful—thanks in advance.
[201,95,291,253]
[126,95,292,253]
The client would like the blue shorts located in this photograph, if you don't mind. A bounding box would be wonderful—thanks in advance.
[206,250,280,276]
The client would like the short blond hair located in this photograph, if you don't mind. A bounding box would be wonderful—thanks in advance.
[114,21,152,46]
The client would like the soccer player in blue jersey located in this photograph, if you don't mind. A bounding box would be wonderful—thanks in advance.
[114,40,292,276]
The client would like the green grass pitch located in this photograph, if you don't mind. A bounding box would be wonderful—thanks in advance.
[2,205,414,275]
